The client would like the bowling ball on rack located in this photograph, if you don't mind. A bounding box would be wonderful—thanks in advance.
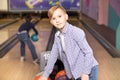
[34,75,51,80]
[31,34,38,42]
[55,70,69,80]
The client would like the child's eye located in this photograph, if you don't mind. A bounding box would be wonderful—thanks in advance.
[52,17,55,20]
[58,15,61,18]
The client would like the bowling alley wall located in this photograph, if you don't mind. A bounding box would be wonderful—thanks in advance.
[0,0,8,11]
[8,0,80,11]
[81,0,120,51]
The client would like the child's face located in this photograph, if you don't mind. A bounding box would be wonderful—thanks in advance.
[50,8,68,31]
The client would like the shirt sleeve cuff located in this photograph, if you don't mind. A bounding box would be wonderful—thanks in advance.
[42,71,49,78]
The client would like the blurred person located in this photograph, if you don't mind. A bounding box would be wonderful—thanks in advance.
[17,15,39,65]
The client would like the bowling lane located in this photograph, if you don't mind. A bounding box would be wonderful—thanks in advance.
[33,18,53,52]
[1,17,39,36]
[0,18,53,80]
[0,18,16,25]
[0,17,120,80]
[0,17,40,45]
[0,19,24,44]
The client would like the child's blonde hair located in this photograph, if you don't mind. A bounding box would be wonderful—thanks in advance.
[48,5,67,20]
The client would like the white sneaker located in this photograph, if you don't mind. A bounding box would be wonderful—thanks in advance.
[20,56,25,62]
[33,59,40,65]
[35,71,44,76]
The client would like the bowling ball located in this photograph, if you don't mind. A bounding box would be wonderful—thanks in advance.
[34,75,51,80]
[55,70,69,80]
[31,34,38,42]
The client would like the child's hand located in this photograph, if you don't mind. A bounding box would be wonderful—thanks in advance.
[81,74,89,80]
[38,76,48,80]
[35,72,48,80]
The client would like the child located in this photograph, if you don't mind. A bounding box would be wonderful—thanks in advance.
[17,15,39,65]
[38,5,98,80]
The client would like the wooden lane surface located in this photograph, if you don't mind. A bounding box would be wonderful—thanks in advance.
[0,18,52,80]
[0,18,120,80]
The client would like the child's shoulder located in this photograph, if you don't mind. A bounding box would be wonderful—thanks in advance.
[69,24,84,33]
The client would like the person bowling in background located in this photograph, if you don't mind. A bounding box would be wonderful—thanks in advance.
[17,15,39,65]
[37,5,98,80]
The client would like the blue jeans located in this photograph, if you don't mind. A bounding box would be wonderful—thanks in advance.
[17,31,38,61]
[76,65,98,80]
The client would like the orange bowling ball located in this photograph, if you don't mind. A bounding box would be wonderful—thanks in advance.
[35,75,51,80]
[55,70,69,80]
